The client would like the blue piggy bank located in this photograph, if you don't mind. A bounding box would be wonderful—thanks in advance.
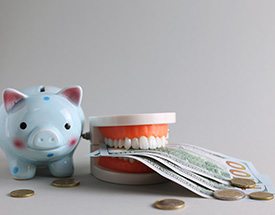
[0,86,84,179]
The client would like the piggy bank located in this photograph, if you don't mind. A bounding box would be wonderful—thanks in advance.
[0,85,84,179]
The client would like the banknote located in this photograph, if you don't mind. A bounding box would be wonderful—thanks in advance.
[135,154,273,195]
[119,155,214,198]
[90,146,230,184]
[175,144,274,193]
[131,154,274,197]
[135,154,230,191]
[90,147,229,192]
[90,144,274,195]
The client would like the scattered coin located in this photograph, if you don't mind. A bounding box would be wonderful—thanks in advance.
[51,178,80,188]
[153,199,185,210]
[213,189,246,201]
[10,189,34,198]
[230,178,256,189]
[248,191,274,200]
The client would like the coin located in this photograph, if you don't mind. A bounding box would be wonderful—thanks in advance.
[10,189,34,198]
[153,199,185,210]
[230,178,256,189]
[248,191,274,200]
[51,178,80,188]
[213,189,246,201]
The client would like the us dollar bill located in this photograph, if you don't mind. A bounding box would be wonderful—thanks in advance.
[90,144,274,194]
[174,144,274,194]
[120,155,214,198]
[135,154,273,195]
[135,154,230,191]
[90,147,227,192]
[90,146,230,184]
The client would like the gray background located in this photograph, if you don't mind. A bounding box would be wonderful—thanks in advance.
[0,0,275,214]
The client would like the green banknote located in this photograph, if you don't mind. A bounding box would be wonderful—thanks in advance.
[90,145,230,183]
[89,144,274,197]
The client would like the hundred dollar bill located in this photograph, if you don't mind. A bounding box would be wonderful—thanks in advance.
[120,155,214,198]
[89,143,275,196]
[90,147,228,191]
[90,144,274,194]
[127,144,273,193]
[135,154,273,195]
[135,154,230,191]
[90,146,230,184]
[175,144,274,194]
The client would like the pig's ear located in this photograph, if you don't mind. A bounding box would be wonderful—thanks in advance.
[2,88,27,112]
[58,86,82,106]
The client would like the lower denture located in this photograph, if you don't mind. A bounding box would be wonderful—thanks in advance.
[96,157,153,173]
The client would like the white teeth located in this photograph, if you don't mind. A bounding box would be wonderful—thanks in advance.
[118,139,124,148]
[161,136,167,147]
[124,138,131,150]
[156,137,162,148]
[104,136,168,149]
[114,140,119,148]
[139,136,149,149]
[132,138,139,149]
[107,138,114,147]
[149,136,157,149]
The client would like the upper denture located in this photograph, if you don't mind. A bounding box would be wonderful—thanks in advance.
[104,135,168,149]
[99,124,168,139]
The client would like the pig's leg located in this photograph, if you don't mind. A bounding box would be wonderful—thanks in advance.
[48,155,74,177]
[7,156,36,179]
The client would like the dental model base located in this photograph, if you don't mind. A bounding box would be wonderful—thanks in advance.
[0,86,84,179]
[89,112,176,185]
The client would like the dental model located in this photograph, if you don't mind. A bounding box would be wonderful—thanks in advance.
[89,112,176,184]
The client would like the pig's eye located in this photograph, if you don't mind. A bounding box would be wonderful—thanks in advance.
[40,86,45,92]
[20,122,27,130]
[64,123,71,130]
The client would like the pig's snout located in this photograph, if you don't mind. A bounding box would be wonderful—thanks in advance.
[28,129,62,150]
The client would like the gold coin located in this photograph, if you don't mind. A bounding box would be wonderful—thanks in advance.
[153,199,185,210]
[230,178,256,189]
[213,189,246,201]
[51,178,80,188]
[248,191,274,200]
[10,189,34,198]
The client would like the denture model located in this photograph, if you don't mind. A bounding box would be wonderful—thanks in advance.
[89,112,176,184]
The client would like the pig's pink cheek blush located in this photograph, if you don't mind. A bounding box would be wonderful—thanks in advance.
[69,138,77,146]
[13,139,25,149]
